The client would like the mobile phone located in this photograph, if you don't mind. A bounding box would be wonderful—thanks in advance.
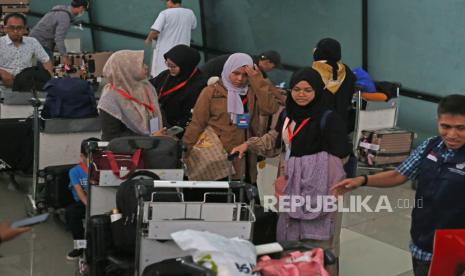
[11,213,50,228]
[166,126,184,136]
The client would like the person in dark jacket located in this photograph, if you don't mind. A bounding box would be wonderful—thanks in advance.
[332,94,465,276]
[311,38,356,131]
[150,44,205,137]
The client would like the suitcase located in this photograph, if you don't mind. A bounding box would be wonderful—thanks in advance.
[0,118,33,172]
[42,164,76,209]
[87,214,113,276]
[358,128,414,166]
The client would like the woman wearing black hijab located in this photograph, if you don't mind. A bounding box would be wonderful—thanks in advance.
[232,68,350,275]
[232,67,350,159]
[150,44,206,136]
[312,38,356,132]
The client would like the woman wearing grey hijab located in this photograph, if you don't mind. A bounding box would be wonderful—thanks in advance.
[183,53,280,180]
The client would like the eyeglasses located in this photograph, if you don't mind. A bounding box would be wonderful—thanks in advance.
[165,60,179,70]
[5,25,25,32]
[291,87,314,94]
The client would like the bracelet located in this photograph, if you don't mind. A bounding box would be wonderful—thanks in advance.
[360,175,368,186]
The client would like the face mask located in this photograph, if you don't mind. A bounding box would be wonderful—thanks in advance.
[77,11,85,17]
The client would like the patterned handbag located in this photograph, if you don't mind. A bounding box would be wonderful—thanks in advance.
[185,126,233,181]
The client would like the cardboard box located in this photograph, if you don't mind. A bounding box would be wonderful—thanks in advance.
[0,0,29,4]
[2,5,29,13]
[85,52,113,77]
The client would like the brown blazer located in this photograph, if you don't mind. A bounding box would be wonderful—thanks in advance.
[183,74,281,179]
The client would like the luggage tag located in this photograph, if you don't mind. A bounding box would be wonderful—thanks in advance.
[74,239,87,249]
[284,143,291,160]
[119,166,129,178]
[236,113,250,129]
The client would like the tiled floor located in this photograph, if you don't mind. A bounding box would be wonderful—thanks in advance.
[0,173,415,276]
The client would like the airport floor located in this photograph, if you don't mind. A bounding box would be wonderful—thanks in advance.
[0,172,415,276]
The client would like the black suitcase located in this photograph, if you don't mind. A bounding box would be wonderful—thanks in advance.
[0,118,33,172]
[87,214,113,276]
[42,164,76,209]
[252,206,278,245]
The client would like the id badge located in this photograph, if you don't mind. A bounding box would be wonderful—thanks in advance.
[149,117,159,134]
[236,113,250,129]
[285,143,291,160]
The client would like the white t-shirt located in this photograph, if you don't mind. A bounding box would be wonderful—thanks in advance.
[150,7,197,77]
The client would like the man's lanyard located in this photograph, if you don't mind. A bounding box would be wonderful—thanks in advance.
[158,69,198,100]
[286,117,311,143]
[110,84,154,113]
[79,162,88,175]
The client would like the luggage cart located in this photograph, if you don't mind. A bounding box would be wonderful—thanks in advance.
[136,179,256,275]
[352,82,403,173]
[25,96,101,216]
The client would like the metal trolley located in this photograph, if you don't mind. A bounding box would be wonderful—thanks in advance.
[136,180,256,275]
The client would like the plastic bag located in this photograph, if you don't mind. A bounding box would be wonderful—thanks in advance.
[255,248,329,276]
[171,230,257,276]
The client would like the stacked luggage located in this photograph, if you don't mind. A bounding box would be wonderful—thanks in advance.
[358,128,415,166]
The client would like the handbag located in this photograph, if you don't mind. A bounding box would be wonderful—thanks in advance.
[89,149,144,183]
[185,126,233,181]
[254,248,329,276]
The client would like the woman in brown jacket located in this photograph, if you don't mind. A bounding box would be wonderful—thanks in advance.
[183,53,280,180]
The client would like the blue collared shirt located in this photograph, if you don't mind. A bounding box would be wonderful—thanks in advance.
[0,34,50,76]
[396,137,456,261]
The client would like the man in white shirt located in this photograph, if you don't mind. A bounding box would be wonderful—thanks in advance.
[0,13,52,87]
[145,0,197,77]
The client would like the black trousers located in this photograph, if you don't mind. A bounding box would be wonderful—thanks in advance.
[65,202,85,240]
[412,257,430,276]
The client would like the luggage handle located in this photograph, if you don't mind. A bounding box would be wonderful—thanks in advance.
[203,191,236,203]
[105,149,142,180]
[150,191,184,203]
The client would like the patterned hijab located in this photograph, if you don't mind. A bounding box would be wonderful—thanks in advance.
[98,50,162,135]
[221,53,253,123]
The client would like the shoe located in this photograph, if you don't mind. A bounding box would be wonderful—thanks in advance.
[66,249,83,261]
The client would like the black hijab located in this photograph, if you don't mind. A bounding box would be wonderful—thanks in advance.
[313,38,341,81]
[153,44,201,100]
[277,67,349,158]
[286,67,326,122]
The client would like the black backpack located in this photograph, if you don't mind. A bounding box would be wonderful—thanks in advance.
[41,77,98,119]
[12,66,52,92]
[111,171,182,256]
[111,171,159,257]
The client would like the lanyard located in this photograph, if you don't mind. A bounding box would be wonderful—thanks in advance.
[242,96,248,106]
[158,68,198,100]
[287,117,310,142]
[110,85,154,113]
[79,162,88,175]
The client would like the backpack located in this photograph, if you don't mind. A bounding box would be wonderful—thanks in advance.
[12,66,51,92]
[111,171,182,256]
[41,77,98,118]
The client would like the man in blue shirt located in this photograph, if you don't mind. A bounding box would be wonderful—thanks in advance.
[331,94,465,276]
[65,139,92,260]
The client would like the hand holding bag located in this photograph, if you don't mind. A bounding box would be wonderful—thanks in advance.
[185,126,233,181]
